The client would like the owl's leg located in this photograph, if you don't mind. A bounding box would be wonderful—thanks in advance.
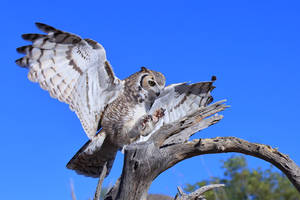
[128,108,165,140]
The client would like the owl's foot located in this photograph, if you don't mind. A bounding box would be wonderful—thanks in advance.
[152,108,165,123]
[141,108,165,128]
[140,108,165,136]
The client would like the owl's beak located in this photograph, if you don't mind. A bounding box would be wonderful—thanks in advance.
[156,92,160,96]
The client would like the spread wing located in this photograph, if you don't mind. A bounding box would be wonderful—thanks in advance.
[16,23,123,138]
[146,80,215,136]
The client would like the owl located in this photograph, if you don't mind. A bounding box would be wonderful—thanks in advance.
[16,23,215,177]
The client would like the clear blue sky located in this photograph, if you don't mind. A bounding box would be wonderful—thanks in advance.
[1,0,300,199]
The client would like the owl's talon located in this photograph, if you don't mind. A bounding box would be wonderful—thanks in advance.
[154,108,165,119]
[143,115,153,123]
[141,115,152,130]
[152,109,164,124]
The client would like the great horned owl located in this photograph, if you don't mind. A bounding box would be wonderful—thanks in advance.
[16,23,215,177]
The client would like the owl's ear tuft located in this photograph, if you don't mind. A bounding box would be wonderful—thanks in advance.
[140,66,149,72]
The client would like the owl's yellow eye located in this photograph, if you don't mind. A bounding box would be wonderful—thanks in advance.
[148,80,156,87]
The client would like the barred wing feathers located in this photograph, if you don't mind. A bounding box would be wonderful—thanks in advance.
[16,23,123,138]
[148,80,215,135]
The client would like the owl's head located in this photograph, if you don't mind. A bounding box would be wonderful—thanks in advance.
[125,67,166,104]
[139,67,165,98]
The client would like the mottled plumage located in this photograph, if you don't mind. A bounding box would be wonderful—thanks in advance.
[16,23,215,177]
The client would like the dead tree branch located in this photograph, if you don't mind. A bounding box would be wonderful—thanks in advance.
[101,99,300,199]
[175,184,224,200]
[93,162,107,200]
[70,180,77,200]
[168,137,300,192]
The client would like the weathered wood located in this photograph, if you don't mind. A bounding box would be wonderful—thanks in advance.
[174,184,224,200]
[167,137,300,192]
[102,99,300,199]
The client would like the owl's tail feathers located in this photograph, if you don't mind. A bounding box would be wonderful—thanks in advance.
[66,130,118,178]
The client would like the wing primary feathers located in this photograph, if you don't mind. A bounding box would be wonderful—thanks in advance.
[35,22,57,33]
[15,57,28,67]
[16,23,122,138]
[22,33,45,41]
[16,45,31,54]
[52,32,82,44]
[35,22,82,45]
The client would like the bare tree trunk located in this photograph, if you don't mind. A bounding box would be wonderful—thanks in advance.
[97,100,300,199]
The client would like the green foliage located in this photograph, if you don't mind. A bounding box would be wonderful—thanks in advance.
[184,156,300,200]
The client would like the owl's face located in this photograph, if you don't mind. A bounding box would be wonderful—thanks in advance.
[139,67,165,98]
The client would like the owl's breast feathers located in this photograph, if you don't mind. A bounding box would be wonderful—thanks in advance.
[100,90,148,147]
